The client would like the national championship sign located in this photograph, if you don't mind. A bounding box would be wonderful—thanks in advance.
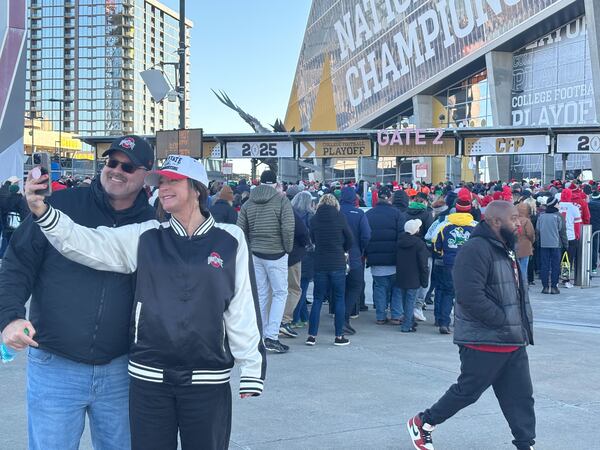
[556,134,600,154]
[226,141,294,158]
[464,135,548,156]
[377,128,455,157]
[300,140,372,158]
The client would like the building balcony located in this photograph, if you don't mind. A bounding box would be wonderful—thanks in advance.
[31,10,42,19]
[65,8,75,18]
[30,0,41,8]
[31,42,42,50]
[30,73,40,81]
[64,73,74,81]
[65,0,75,7]
[123,113,134,122]
[123,82,134,91]
[30,20,41,30]
[64,40,74,49]
[65,31,75,38]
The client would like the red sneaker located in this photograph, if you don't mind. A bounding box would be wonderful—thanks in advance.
[407,414,435,450]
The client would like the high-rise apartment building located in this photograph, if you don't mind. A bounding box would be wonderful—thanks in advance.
[26,0,192,142]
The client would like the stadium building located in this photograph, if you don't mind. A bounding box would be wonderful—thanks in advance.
[283,0,600,183]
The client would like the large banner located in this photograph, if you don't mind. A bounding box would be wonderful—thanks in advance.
[512,16,596,127]
[464,135,548,156]
[293,0,564,130]
[0,0,27,185]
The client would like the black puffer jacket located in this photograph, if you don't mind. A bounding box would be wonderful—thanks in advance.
[0,179,156,364]
[365,202,405,266]
[310,205,353,272]
[396,232,429,289]
[453,221,534,347]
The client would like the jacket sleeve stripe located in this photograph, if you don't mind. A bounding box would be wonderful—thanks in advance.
[215,223,267,397]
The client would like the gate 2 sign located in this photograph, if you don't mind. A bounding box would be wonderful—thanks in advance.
[464,135,548,156]
[226,141,294,158]
[556,134,600,153]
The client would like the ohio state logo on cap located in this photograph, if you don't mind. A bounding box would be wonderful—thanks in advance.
[120,137,136,150]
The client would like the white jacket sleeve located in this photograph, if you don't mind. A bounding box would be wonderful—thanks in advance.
[35,205,158,274]
[217,223,266,396]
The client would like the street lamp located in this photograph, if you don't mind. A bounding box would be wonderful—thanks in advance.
[49,98,64,167]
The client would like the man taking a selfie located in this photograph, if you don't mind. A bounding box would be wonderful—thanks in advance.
[0,135,156,450]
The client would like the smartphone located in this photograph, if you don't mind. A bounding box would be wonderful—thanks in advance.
[32,152,52,197]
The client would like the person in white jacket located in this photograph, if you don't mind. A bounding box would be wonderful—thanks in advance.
[25,155,266,450]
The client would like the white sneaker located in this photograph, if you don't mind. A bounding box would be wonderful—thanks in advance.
[413,308,426,322]
[564,282,574,289]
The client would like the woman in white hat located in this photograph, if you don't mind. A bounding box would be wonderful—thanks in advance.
[25,155,265,450]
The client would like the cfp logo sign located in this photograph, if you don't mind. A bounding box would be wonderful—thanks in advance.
[495,137,525,154]
[467,137,526,155]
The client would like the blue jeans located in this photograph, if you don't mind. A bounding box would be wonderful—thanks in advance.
[27,348,130,450]
[309,270,346,337]
[399,289,418,331]
[518,257,529,285]
[435,266,455,327]
[293,277,310,323]
[372,274,403,321]
[539,247,560,288]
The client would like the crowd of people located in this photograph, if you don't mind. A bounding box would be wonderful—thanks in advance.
[203,171,600,352]
[1,134,599,450]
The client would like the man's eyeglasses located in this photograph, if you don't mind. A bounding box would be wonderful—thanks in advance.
[106,159,144,174]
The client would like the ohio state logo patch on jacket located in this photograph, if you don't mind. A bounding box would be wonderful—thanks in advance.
[208,252,224,268]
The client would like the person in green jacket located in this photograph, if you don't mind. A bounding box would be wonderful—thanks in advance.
[237,170,294,353]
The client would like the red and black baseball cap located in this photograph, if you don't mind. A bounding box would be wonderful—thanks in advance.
[103,135,154,170]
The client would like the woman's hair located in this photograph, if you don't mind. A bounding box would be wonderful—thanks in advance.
[317,193,340,211]
[291,191,314,214]
[156,179,209,221]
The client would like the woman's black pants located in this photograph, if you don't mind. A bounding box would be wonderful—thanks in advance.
[130,377,232,450]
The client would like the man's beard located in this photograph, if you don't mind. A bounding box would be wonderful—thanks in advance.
[500,225,517,249]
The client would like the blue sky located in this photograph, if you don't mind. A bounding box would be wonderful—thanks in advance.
[160,1,312,134]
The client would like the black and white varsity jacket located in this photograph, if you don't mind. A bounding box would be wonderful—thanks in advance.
[36,206,266,396]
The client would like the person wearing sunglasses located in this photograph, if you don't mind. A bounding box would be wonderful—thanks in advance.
[24,154,266,450]
[0,135,156,450]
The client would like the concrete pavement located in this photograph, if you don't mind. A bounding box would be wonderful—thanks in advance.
[1,276,599,449]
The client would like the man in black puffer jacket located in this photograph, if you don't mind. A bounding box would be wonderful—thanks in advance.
[408,201,535,450]
[365,187,406,325]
